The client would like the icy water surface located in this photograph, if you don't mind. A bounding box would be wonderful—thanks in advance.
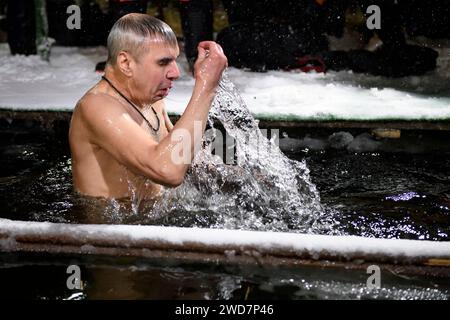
[0,122,449,241]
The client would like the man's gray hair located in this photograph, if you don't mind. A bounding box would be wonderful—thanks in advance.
[107,13,177,65]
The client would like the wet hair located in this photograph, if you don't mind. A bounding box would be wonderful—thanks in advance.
[106,13,177,65]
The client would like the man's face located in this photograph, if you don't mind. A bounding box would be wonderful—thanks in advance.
[131,39,180,105]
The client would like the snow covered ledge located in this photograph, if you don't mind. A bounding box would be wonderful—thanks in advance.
[1,218,449,271]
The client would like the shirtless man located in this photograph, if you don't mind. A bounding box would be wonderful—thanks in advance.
[69,13,227,199]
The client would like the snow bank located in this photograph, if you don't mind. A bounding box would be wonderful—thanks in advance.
[1,218,449,263]
[1,43,449,121]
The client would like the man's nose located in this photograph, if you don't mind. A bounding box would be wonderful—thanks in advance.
[167,62,180,80]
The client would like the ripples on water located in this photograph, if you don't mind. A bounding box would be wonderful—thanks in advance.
[1,256,448,300]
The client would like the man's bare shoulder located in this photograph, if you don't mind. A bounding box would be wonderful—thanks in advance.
[75,90,125,118]
[73,90,132,135]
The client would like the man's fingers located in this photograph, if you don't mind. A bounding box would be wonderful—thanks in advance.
[196,41,227,70]
[198,41,212,50]
[215,43,224,55]
[197,45,207,60]
[198,41,224,57]
[197,42,211,59]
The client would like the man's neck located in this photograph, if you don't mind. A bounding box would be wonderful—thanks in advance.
[103,67,144,109]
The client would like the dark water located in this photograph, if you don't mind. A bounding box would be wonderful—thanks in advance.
[308,149,450,241]
[0,122,449,299]
[0,127,449,241]
[1,252,449,300]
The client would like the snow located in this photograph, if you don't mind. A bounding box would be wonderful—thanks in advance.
[1,218,449,261]
[1,43,449,121]
[0,45,101,110]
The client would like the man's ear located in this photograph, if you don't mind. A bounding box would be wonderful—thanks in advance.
[117,51,134,77]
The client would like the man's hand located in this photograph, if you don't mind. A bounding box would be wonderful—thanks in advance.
[194,41,228,93]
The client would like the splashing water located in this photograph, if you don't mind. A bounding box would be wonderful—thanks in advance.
[143,72,339,234]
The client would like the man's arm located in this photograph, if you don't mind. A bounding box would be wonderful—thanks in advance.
[161,102,174,132]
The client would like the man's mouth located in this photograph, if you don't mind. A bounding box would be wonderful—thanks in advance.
[160,84,172,91]
[159,87,171,96]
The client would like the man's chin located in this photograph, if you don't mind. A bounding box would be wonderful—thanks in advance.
[157,93,169,100]
[150,96,164,104]
[150,90,170,103]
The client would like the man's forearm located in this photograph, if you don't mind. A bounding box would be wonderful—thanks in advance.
[155,84,216,175]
